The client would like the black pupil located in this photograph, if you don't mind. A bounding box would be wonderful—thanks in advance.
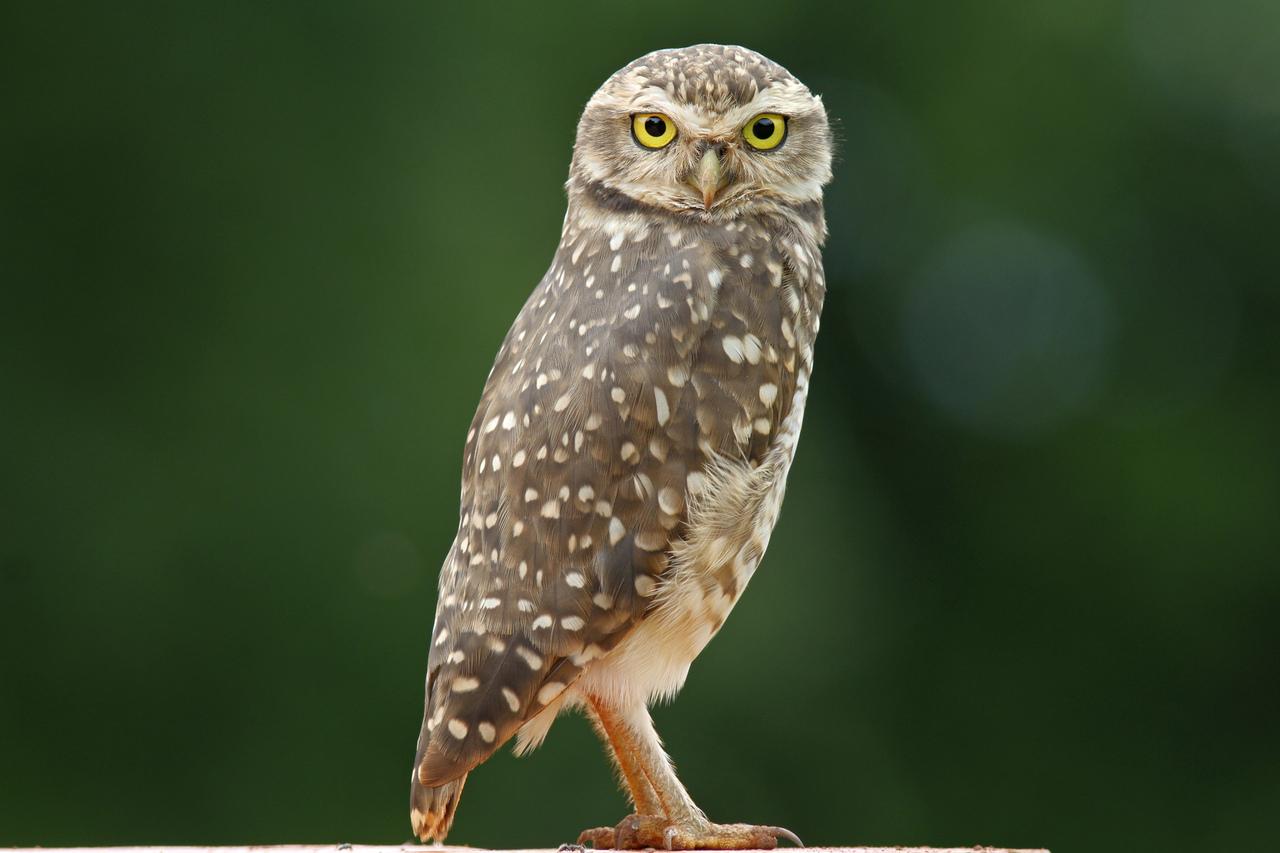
[644,116,666,137]
[753,117,775,138]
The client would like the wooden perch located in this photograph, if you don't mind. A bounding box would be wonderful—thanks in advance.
[0,840,1049,845]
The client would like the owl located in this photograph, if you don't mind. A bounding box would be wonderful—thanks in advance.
[410,44,832,850]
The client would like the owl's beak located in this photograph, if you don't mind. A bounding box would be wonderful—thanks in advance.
[693,148,724,209]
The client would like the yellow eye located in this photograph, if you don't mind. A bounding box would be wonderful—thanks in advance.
[632,113,677,149]
[743,113,787,150]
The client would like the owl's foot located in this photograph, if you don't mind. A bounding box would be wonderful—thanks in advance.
[578,814,802,850]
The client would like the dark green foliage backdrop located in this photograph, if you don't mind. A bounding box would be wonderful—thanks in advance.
[2,2,1277,851]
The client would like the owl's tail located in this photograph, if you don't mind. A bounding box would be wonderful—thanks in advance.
[410,770,468,843]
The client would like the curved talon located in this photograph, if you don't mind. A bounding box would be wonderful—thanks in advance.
[663,826,679,851]
[616,815,641,848]
[767,826,803,847]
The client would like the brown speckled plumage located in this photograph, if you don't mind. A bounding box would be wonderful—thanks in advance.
[411,44,832,848]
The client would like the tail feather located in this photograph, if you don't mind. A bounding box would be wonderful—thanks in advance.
[410,771,468,843]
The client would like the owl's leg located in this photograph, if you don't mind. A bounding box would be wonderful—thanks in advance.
[578,701,801,850]
[585,696,664,817]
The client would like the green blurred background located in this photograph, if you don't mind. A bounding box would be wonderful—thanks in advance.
[2,2,1278,851]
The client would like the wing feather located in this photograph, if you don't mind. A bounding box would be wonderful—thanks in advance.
[415,217,811,784]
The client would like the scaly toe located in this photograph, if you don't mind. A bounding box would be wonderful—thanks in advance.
[617,814,675,849]
[580,816,801,850]
[579,814,672,850]
[577,826,616,848]
[665,821,804,850]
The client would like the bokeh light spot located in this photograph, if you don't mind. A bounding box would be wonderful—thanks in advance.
[902,222,1114,435]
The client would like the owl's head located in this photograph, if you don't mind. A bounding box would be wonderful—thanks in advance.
[568,45,832,221]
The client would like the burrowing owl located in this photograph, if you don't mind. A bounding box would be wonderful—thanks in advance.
[411,44,832,850]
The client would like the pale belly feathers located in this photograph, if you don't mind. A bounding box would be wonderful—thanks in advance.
[570,366,810,710]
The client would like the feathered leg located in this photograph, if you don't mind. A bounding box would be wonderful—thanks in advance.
[578,699,801,850]
[586,695,665,817]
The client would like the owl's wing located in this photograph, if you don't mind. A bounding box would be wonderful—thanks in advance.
[414,227,808,786]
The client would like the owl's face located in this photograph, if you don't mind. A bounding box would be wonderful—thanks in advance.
[570,45,832,221]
